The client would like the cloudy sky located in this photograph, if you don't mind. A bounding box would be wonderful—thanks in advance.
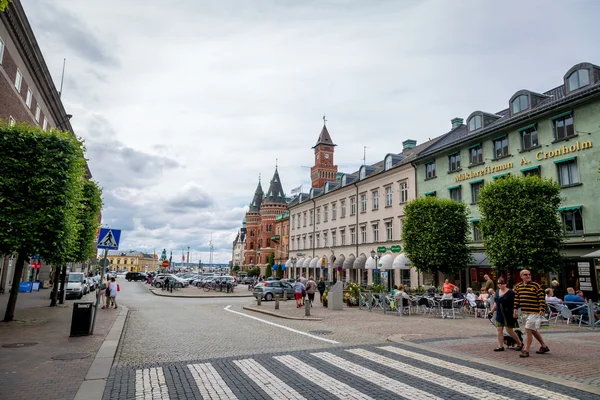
[23,0,600,263]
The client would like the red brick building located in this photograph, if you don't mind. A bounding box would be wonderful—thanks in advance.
[310,124,338,188]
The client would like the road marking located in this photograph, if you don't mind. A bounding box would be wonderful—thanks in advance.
[313,352,441,400]
[135,367,169,400]
[224,305,339,344]
[349,348,513,400]
[187,363,238,400]
[274,355,374,400]
[233,358,306,400]
[379,346,574,400]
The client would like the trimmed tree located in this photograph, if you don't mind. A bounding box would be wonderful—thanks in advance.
[71,180,103,267]
[478,175,563,273]
[264,252,274,278]
[0,123,87,320]
[0,1,12,12]
[402,196,472,286]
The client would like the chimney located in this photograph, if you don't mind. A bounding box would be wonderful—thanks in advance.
[451,117,464,130]
[402,139,417,152]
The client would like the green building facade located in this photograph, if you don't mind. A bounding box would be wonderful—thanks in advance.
[413,62,600,299]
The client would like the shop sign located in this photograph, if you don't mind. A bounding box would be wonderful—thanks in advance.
[390,245,401,253]
[455,162,513,182]
[377,246,387,253]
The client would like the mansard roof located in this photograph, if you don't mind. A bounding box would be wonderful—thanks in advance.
[263,167,286,205]
[312,124,336,148]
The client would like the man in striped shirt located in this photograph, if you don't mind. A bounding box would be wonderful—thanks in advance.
[513,269,549,358]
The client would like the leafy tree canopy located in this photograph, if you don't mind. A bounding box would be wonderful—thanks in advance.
[478,175,563,273]
[402,196,472,282]
[0,0,11,12]
[71,180,102,263]
[264,252,274,278]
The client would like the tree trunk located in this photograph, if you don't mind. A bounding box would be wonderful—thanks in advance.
[3,250,26,322]
[58,265,67,305]
[49,266,59,307]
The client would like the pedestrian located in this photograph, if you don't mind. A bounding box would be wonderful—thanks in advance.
[441,279,456,299]
[489,277,523,352]
[300,274,307,286]
[317,278,326,304]
[514,269,549,358]
[484,274,494,292]
[107,277,118,309]
[100,276,108,309]
[294,278,305,308]
[306,276,317,307]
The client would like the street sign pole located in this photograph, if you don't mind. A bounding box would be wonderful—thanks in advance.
[90,248,108,335]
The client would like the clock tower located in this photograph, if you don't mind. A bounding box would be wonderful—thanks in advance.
[310,123,338,188]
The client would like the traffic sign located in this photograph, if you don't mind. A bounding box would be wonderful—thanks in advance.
[99,258,110,267]
[97,228,121,250]
[162,261,169,267]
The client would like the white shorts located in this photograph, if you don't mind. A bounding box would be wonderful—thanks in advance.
[524,313,543,330]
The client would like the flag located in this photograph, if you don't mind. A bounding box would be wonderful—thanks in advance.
[182,254,185,262]
[169,250,172,264]
[291,185,302,195]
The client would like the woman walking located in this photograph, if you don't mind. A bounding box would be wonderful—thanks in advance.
[489,277,523,352]
[317,278,326,304]
[294,278,306,308]
[100,276,108,309]
[305,276,317,307]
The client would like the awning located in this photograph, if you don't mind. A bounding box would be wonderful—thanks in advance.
[272,264,278,270]
[309,257,320,269]
[583,250,600,258]
[379,254,393,270]
[295,258,305,268]
[366,256,376,270]
[285,259,291,268]
[303,258,312,268]
[557,205,581,212]
[393,253,411,270]
[353,254,367,270]
[333,255,345,268]
[281,264,286,270]
[343,254,356,269]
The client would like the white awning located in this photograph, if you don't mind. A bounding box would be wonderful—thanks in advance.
[353,254,367,270]
[365,256,376,270]
[583,250,600,258]
[309,257,320,269]
[295,258,305,268]
[303,258,312,268]
[333,255,345,268]
[285,259,291,268]
[379,254,393,270]
[393,253,411,270]
[343,254,356,269]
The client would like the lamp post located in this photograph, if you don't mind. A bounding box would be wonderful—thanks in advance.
[371,249,386,289]
[291,257,297,279]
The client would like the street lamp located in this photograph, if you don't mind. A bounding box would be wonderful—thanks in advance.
[291,257,297,279]
[371,249,386,289]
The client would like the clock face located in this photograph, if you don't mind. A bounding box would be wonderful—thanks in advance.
[324,153,330,159]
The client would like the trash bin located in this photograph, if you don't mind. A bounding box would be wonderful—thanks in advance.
[70,301,94,337]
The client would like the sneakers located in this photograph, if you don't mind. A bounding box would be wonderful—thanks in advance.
[536,346,550,354]
[519,351,529,358]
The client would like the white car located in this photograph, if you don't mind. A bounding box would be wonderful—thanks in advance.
[153,274,189,288]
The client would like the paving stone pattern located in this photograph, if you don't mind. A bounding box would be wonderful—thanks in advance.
[105,343,597,400]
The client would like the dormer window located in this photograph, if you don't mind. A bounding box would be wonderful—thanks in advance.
[511,95,529,114]
[567,69,590,92]
[385,155,393,170]
[468,115,482,132]
[341,175,347,186]
[359,166,366,180]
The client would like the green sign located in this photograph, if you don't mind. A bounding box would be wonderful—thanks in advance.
[99,259,110,267]
[377,246,387,253]
[390,245,402,253]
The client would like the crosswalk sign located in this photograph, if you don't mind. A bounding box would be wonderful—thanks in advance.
[97,228,121,250]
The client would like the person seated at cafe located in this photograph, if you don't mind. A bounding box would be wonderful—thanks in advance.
[393,284,410,301]
[564,287,599,321]
[466,288,477,307]
[442,279,456,299]
[576,290,587,302]
[486,288,496,307]
[477,290,489,301]
[545,288,565,311]
[452,286,465,299]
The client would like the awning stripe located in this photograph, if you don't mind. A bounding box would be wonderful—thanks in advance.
[517,123,536,132]
[520,165,540,172]
[470,179,483,185]
[557,205,581,212]
[553,157,576,164]
[467,143,481,149]
[447,185,460,190]
[551,111,572,121]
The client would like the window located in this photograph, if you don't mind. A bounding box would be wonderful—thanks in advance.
[309,210,314,226]
[8,116,15,126]
[303,236,306,249]
[322,232,328,247]
[372,190,379,210]
[448,153,461,172]
[303,212,307,227]
[468,115,482,132]
[316,208,321,224]
[26,89,32,109]
[360,226,367,243]
[398,218,404,240]
[553,114,574,141]
[350,227,356,245]
[561,209,583,234]
[297,213,301,228]
[35,104,41,123]
[350,197,356,215]
[297,237,300,250]
[385,156,393,170]
[492,136,508,159]
[315,234,320,248]
[512,94,529,114]
[266,224,272,232]
[469,145,483,165]
[308,234,312,248]
[332,203,337,220]
[471,181,483,204]
[117,259,121,264]
[385,187,392,206]
[449,186,461,202]
[556,159,580,186]
[400,182,408,203]
[292,215,295,230]
[360,194,367,212]
[520,126,538,150]
[425,161,436,179]
[324,205,328,222]
[331,231,337,247]
[385,221,393,241]
[0,36,4,64]
[15,69,22,92]
[124,259,128,265]
[567,69,590,92]
[372,224,379,243]
[522,166,541,177]
[473,222,483,242]
[341,200,346,217]
[359,167,366,180]
[340,229,346,246]
[250,230,255,237]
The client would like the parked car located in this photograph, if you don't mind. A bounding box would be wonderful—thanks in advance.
[66,272,87,299]
[253,281,295,301]
[125,272,147,282]
[153,274,189,288]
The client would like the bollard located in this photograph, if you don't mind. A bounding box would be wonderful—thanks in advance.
[359,289,362,310]
[368,292,372,312]
[305,300,311,317]
[382,292,386,315]
[275,294,280,310]
[588,300,596,331]
[283,291,287,301]
[257,295,261,306]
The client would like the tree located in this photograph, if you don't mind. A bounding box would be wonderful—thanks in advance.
[0,123,87,321]
[264,252,274,278]
[71,180,103,264]
[275,264,284,279]
[478,175,563,273]
[232,265,240,274]
[0,1,12,12]
[402,196,472,286]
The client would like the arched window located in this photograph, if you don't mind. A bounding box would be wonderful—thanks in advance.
[359,167,366,180]
[511,95,529,114]
[385,155,393,170]
[567,69,590,92]
[468,115,482,132]
[250,243,254,250]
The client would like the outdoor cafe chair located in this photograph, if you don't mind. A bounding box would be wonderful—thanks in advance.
[546,303,562,323]
[440,298,461,319]
[474,300,488,318]
[395,297,411,316]
[372,293,385,310]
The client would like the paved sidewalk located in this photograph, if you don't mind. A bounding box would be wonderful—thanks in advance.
[149,286,253,298]
[243,297,600,392]
[0,288,125,400]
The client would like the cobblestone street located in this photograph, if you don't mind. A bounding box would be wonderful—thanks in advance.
[108,281,600,399]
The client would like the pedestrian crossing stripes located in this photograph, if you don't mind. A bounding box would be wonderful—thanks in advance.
[124,345,593,400]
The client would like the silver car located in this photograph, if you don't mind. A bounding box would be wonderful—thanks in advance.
[253,281,295,301]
